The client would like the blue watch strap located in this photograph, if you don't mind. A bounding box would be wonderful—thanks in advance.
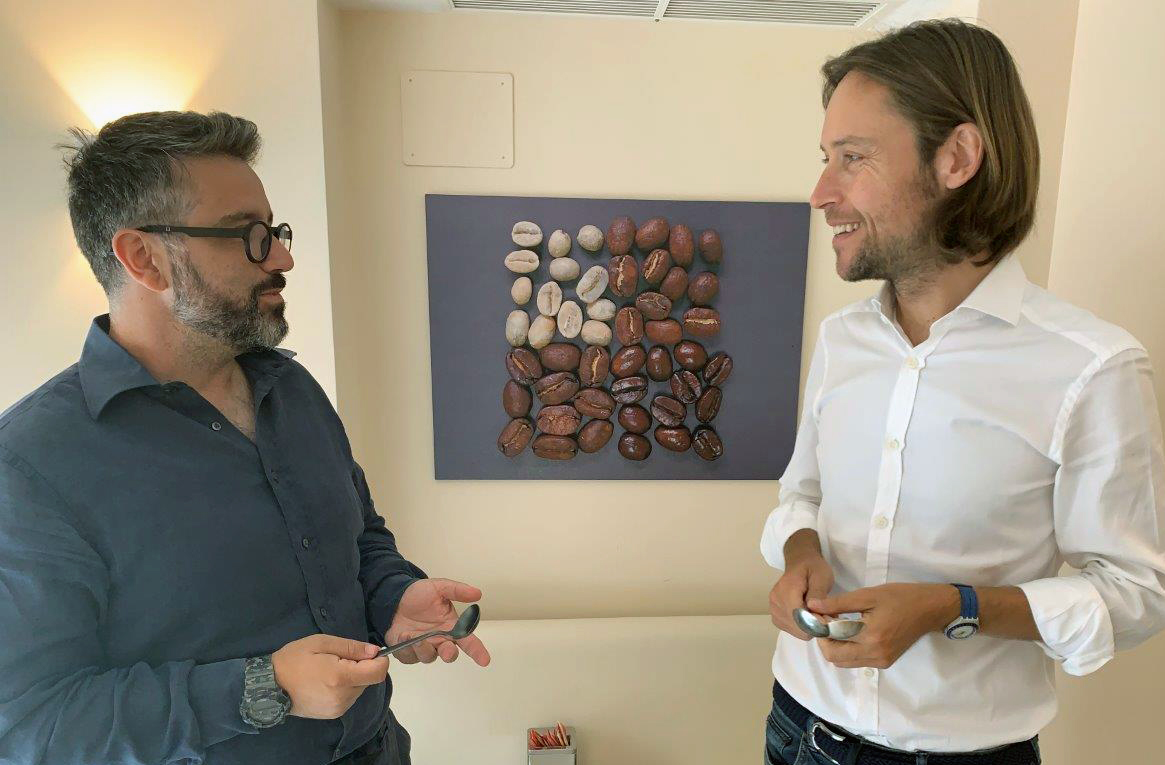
[952,583,979,620]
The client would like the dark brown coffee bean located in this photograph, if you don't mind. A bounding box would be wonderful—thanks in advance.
[645,345,673,382]
[536,404,581,436]
[533,372,580,405]
[635,292,672,321]
[579,346,611,387]
[703,351,733,386]
[615,306,645,346]
[539,342,581,372]
[692,425,723,461]
[683,307,721,338]
[497,418,533,457]
[670,370,702,404]
[698,229,723,264]
[610,375,648,404]
[668,224,694,268]
[532,433,578,460]
[608,255,638,298]
[654,425,692,452]
[635,217,669,252]
[696,386,722,423]
[650,394,686,427]
[611,344,647,378]
[618,432,652,461]
[607,216,636,256]
[572,387,615,419]
[642,249,672,285]
[618,404,652,434]
[645,318,682,345]
[660,267,689,301]
[578,419,614,453]
[506,347,542,385]
[672,340,708,372]
[687,272,719,306]
[503,379,532,418]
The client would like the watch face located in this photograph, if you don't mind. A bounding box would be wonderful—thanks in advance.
[949,623,978,640]
[247,689,290,725]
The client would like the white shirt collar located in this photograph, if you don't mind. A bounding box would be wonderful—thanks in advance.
[867,254,1028,327]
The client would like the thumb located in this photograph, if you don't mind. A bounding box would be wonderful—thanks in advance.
[310,634,380,661]
[337,655,391,688]
[804,572,832,603]
[430,578,483,604]
[807,589,873,616]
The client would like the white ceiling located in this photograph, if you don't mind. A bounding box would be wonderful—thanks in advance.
[326,0,981,28]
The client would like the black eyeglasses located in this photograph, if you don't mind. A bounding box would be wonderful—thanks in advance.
[136,221,293,263]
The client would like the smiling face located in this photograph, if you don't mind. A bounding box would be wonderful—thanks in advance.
[810,71,945,286]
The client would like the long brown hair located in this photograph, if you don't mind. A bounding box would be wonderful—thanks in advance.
[822,19,1039,265]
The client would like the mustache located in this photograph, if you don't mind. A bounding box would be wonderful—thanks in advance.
[253,273,287,296]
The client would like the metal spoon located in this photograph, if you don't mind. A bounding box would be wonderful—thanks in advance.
[375,604,481,658]
[793,607,865,641]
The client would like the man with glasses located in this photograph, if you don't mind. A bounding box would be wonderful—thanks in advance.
[0,111,487,765]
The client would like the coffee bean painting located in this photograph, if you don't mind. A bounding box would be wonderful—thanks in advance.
[425,194,809,479]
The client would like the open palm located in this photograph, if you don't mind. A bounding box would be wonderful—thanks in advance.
[385,578,491,666]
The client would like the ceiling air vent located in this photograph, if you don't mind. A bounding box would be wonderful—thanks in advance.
[450,0,660,18]
[448,0,884,26]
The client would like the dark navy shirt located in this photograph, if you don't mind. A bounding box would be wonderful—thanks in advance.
[0,315,425,764]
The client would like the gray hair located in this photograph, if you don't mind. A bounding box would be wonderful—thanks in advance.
[59,111,262,295]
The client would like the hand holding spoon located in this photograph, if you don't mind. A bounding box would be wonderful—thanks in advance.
[792,607,865,641]
[376,604,481,658]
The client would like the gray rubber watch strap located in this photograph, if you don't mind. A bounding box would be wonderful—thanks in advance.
[240,654,292,729]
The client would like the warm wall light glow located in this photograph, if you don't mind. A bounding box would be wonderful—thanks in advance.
[67,65,194,128]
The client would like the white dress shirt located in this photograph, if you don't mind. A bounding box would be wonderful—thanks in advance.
[760,255,1165,752]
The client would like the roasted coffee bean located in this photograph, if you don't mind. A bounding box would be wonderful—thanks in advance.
[497,418,533,457]
[635,217,669,251]
[692,425,724,461]
[607,216,636,256]
[698,229,723,264]
[645,345,673,381]
[650,394,686,427]
[672,340,708,372]
[615,306,645,346]
[703,351,734,386]
[573,387,616,419]
[532,434,578,460]
[687,271,719,305]
[660,266,689,301]
[654,425,692,452]
[645,318,683,346]
[670,370,702,404]
[696,386,722,423]
[618,432,652,461]
[618,404,652,434]
[608,255,638,298]
[540,342,582,372]
[578,419,614,453]
[579,346,611,386]
[610,375,648,404]
[537,404,582,436]
[533,372,580,405]
[668,224,694,268]
[578,224,604,252]
[642,248,672,285]
[635,291,672,321]
[611,344,647,378]
[502,379,532,418]
[506,347,542,385]
[683,307,721,338]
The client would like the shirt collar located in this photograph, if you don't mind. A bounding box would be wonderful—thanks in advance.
[78,314,297,419]
[867,254,1027,327]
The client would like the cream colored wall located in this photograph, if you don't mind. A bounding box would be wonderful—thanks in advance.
[0,0,337,409]
[327,8,872,622]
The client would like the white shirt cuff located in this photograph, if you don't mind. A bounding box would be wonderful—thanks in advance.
[759,500,819,571]
[1017,575,1115,676]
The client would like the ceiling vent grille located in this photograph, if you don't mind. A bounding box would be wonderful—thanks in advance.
[449,0,884,26]
[450,0,659,18]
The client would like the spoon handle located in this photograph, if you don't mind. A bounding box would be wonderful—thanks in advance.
[375,629,450,658]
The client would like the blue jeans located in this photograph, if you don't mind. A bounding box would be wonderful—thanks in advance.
[764,689,1041,765]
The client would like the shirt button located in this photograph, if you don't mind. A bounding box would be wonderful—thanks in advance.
[906,357,920,370]
[210,421,222,431]
[301,537,312,549]
[320,607,330,620]
[865,668,876,678]
[886,437,900,451]
[874,515,889,529]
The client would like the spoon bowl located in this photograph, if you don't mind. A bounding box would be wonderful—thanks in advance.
[792,607,865,641]
[376,604,482,658]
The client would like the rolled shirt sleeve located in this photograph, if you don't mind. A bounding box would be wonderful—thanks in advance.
[1018,349,1165,675]
[761,327,827,572]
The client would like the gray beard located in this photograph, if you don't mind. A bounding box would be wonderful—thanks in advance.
[170,254,288,354]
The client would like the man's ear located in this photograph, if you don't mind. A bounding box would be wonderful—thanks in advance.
[934,122,985,191]
[111,229,172,293]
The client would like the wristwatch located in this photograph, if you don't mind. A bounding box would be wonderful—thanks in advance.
[944,584,981,640]
[239,655,292,729]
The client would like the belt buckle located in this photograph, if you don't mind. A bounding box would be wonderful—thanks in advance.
[809,720,847,765]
